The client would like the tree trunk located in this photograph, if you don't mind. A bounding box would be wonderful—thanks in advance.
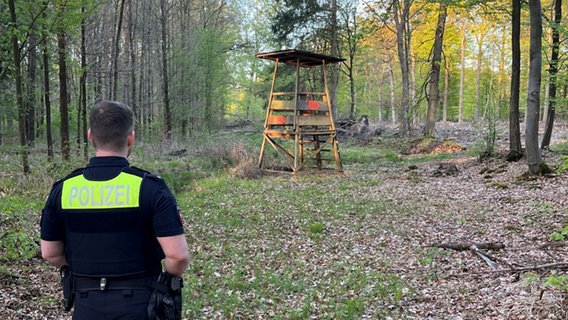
[542,81,549,123]
[138,0,149,138]
[111,0,126,100]
[443,55,450,122]
[346,21,357,121]
[329,0,340,120]
[393,0,411,135]
[81,6,89,160]
[58,28,70,160]
[349,62,356,120]
[26,31,38,147]
[508,0,522,161]
[498,32,507,113]
[525,0,543,174]
[9,0,30,173]
[345,3,358,121]
[410,49,416,115]
[41,15,54,160]
[387,52,397,125]
[377,63,384,123]
[424,4,447,137]
[458,21,466,123]
[541,0,561,149]
[475,32,485,121]
[128,0,137,119]
[159,0,172,140]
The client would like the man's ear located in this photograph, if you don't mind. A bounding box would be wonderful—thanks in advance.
[127,131,135,147]
[87,129,93,144]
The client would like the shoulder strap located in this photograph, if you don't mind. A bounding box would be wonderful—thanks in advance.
[123,166,150,177]
[62,167,85,180]
[50,167,84,189]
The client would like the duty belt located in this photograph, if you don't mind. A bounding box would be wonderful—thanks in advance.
[74,276,154,291]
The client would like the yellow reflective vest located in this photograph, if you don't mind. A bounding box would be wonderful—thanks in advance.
[61,172,142,209]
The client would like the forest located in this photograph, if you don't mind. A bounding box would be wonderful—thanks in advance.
[1,0,568,319]
[1,0,568,171]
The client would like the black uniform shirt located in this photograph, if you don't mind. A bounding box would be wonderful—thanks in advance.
[40,156,184,276]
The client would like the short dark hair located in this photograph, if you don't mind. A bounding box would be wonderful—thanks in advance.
[89,100,134,151]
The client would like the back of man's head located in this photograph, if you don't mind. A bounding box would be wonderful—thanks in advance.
[90,100,134,152]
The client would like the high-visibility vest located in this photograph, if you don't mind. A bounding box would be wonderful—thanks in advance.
[62,172,142,209]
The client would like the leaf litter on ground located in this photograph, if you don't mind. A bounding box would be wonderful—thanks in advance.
[1,121,567,319]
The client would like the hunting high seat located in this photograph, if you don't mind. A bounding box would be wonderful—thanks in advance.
[256,49,344,173]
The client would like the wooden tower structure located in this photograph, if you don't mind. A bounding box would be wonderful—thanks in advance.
[257,49,344,173]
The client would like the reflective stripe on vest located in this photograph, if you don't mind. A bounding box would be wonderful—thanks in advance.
[61,172,142,209]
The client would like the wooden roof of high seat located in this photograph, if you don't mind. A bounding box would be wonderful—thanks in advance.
[255,49,345,68]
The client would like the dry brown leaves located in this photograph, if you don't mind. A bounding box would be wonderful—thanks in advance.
[347,122,568,319]
[371,153,568,319]
[0,263,69,320]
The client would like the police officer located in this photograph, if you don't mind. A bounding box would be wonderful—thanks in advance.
[40,100,189,319]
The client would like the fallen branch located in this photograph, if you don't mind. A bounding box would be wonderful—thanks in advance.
[432,241,568,273]
[491,262,568,273]
[431,242,525,270]
[539,242,568,249]
[470,245,496,270]
[430,242,505,251]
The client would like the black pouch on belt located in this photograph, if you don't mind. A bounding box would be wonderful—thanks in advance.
[60,265,75,311]
[147,272,183,320]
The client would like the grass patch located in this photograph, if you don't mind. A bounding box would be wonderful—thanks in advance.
[308,222,325,234]
[342,146,402,165]
[550,140,568,154]
[180,169,414,318]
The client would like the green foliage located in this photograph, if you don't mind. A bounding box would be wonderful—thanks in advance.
[308,222,325,234]
[544,275,568,292]
[523,273,568,293]
[522,273,540,284]
[270,0,325,44]
[556,156,568,174]
[0,196,42,261]
[549,226,568,241]
[1,231,37,260]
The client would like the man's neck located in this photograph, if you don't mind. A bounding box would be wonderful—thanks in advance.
[94,150,128,158]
